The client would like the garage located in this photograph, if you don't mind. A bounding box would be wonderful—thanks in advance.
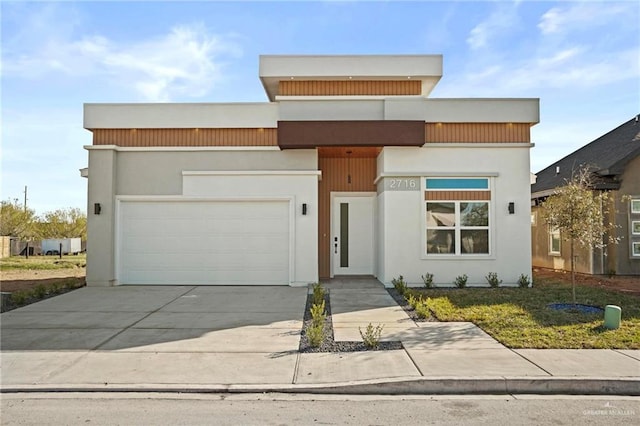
[117,199,291,285]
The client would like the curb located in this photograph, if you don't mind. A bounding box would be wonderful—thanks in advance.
[2,377,639,396]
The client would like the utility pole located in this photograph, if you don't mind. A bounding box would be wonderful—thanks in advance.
[23,185,28,211]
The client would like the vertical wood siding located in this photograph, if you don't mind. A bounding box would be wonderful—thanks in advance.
[279,80,422,96]
[425,191,492,200]
[425,123,531,143]
[318,156,377,278]
[92,128,278,146]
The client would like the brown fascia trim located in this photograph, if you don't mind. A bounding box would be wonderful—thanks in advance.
[278,121,425,149]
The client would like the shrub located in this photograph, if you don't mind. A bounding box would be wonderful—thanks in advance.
[33,285,48,299]
[406,293,418,309]
[454,274,468,288]
[359,323,384,348]
[311,282,326,305]
[310,300,326,327]
[414,300,431,319]
[10,290,29,306]
[518,273,531,288]
[421,273,434,289]
[485,272,502,288]
[306,324,324,348]
[392,275,408,295]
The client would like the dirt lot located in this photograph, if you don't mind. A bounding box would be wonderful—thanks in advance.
[533,267,640,296]
[0,268,86,293]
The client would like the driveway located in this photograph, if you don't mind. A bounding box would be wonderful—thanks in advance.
[1,286,307,386]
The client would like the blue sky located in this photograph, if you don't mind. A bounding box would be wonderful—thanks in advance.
[2,0,639,214]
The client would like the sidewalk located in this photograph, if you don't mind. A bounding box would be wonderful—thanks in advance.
[1,280,638,395]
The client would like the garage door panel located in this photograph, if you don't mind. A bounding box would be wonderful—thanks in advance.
[118,200,290,285]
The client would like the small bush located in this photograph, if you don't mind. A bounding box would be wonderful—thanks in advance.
[485,272,502,288]
[421,273,434,289]
[359,323,384,348]
[306,324,324,348]
[310,300,326,327]
[10,290,29,306]
[392,275,408,295]
[33,285,48,299]
[311,282,325,305]
[518,273,531,288]
[414,300,431,319]
[454,274,468,288]
[406,293,418,309]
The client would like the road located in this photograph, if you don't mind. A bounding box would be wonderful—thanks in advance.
[1,393,638,425]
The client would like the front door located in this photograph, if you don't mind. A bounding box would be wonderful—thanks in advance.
[332,194,375,276]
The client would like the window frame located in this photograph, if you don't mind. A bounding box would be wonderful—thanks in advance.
[632,241,640,257]
[422,177,493,258]
[632,220,640,236]
[549,227,561,255]
[631,199,640,214]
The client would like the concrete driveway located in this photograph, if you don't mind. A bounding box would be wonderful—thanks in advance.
[1,285,307,386]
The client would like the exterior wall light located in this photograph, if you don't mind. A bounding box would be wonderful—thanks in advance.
[302,203,307,215]
[94,203,102,215]
[508,202,515,214]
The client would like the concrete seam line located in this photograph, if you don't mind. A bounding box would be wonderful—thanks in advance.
[612,349,640,362]
[90,286,197,351]
[402,347,425,377]
[508,349,554,376]
[292,352,301,385]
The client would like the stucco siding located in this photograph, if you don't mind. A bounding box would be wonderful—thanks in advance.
[615,155,640,275]
[377,145,533,286]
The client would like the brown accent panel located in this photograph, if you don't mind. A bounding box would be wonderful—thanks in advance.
[425,123,531,143]
[278,121,425,148]
[425,191,492,200]
[279,80,422,96]
[93,128,278,147]
[318,156,377,279]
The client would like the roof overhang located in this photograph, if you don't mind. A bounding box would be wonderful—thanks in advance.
[259,55,443,101]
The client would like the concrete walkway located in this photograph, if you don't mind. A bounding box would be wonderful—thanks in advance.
[1,280,638,395]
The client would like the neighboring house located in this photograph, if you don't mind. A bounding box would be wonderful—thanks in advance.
[531,115,640,276]
[82,54,539,287]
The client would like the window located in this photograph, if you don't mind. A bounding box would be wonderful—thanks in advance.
[549,228,561,255]
[426,201,490,255]
[632,221,640,235]
[633,242,640,257]
[632,199,640,214]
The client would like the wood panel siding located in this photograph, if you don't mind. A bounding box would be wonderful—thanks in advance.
[425,191,492,201]
[279,80,422,96]
[278,121,425,148]
[92,128,278,147]
[318,156,377,278]
[425,123,531,143]
[318,146,382,158]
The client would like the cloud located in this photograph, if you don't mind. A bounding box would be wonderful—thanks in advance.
[538,2,635,35]
[466,3,520,50]
[2,7,242,101]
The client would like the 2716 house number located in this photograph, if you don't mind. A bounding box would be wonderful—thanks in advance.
[387,178,419,190]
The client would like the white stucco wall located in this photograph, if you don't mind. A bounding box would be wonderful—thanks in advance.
[377,145,533,287]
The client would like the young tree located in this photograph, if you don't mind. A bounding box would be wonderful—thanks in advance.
[541,167,620,305]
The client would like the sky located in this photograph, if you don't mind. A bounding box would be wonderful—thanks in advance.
[1,0,639,215]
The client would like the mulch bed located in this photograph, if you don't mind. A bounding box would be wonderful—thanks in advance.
[298,291,403,352]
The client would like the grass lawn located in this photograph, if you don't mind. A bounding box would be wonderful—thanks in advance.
[407,276,640,349]
[0,254,86,271]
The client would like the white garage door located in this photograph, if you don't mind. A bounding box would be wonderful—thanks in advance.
[118,200,290,285]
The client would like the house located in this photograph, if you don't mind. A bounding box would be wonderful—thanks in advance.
[83,54,539,287]
[531,115,640,276]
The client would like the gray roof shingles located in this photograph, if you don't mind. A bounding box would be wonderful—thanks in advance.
[532,115,640,196]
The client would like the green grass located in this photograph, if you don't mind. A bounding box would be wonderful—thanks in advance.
[0,254,86,271]
[407,277,640,349]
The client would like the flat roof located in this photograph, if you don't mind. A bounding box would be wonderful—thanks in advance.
[259,55,443,101]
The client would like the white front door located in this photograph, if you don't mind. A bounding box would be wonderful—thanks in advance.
[332,195,375,276]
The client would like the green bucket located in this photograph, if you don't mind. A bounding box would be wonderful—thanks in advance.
[603,305,621,330]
